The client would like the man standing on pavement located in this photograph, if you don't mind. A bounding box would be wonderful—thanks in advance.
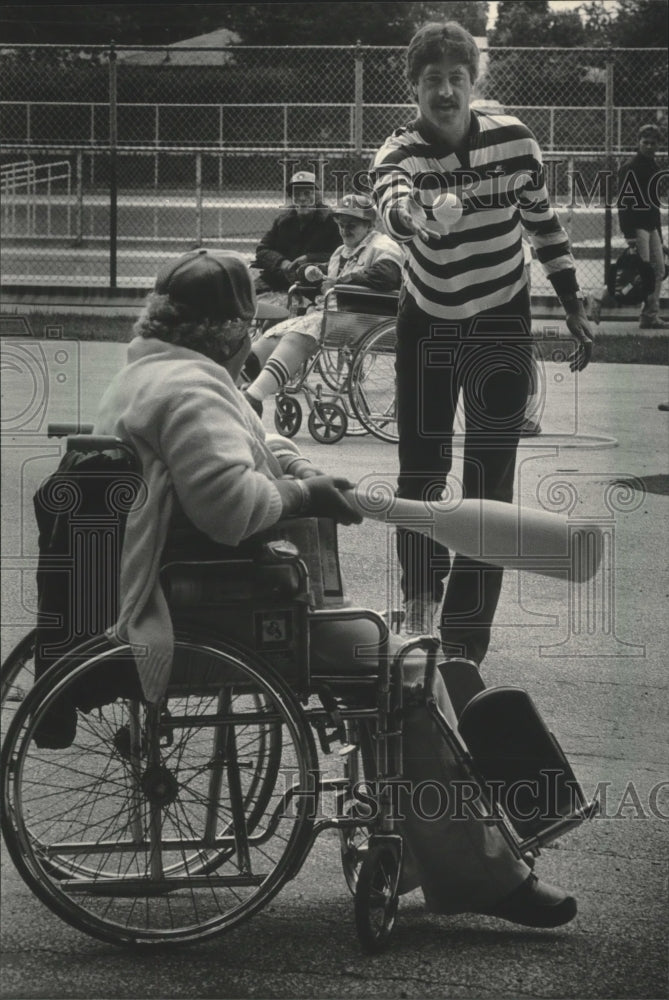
[369,20,595,663]
[618,123,668,330]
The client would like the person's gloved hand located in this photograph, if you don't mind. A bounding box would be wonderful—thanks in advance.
[298,476,362,525]
[284,255,308,283]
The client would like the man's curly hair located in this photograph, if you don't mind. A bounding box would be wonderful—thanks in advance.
[133,293,251,365]
[406,21,480,87]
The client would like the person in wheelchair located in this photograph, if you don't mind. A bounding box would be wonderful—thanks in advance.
[242,193,403,417]
[254,169,342,296]
[93,248,579,929]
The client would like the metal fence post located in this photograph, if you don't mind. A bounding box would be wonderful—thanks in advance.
[195,152,203,245]
[75,149,83,244]
[109,41,118,289]
[354,42,364,155]
[603,49,614,286]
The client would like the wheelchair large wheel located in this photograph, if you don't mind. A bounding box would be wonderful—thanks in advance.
[354,841,401,953]
[1,633,319,947]
[349,320,398,443]
[1,628,36,707]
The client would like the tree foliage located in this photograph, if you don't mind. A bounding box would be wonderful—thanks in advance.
[489,1,586,47]
[603,0,668,47]
[1,2,488,47]
[491,0,668,48]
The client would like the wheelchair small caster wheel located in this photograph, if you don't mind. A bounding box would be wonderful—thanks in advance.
[308,401,347,444]
[274,394,302,437]
[354,842,401,953]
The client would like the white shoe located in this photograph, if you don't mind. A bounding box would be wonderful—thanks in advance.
[402,597,440,636]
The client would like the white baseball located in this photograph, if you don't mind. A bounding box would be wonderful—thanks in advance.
[431,192,463,231]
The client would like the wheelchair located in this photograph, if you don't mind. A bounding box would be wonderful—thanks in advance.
[269,284,400,445]
[1,430,597,952]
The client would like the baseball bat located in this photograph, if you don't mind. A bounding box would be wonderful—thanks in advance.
[345,483,602,583]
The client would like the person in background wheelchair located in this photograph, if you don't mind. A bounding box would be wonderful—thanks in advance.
[254,169,342,295]
[242,193,403,417]
[93,247,579,929]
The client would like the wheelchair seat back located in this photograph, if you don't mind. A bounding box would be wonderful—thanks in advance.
[334,286,399,317]
[317,285,398,351]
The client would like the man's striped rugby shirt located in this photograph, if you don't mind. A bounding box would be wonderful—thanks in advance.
[370,110,580,321]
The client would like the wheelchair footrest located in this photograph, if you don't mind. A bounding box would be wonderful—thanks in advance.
[458,686,588,841]
[518,799,600,853]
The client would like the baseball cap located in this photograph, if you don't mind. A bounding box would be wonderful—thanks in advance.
[638,123,660,140]
[154,248,256,321]
[286,170,318,190]
[333,194,376,222]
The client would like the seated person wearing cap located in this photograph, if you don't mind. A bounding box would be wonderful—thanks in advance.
[93,248,578,931]
[254,170,342,295]
[243,194,403,416]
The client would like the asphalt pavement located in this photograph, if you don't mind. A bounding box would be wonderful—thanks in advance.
[1,338,667,1000]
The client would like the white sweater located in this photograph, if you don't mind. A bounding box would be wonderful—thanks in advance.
[95,336,304,702]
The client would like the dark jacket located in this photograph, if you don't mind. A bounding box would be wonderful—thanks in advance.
[617,153,663,239]
[255,205,342,290]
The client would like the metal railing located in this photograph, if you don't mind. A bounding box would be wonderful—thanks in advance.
[2,99,667,154]
[1,158,72,237]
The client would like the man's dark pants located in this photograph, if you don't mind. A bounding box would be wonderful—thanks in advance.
[395,286,533,665]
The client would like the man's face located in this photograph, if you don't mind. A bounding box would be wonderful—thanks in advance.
[638,135,658,158]
[291,184,316,212]
[413,57,473,139]
[335,215,370,248]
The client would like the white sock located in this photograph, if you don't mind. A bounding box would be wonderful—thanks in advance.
[246,331,318,402]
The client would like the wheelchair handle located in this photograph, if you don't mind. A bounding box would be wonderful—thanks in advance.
[48,422,95,437]
[65,434,141,471]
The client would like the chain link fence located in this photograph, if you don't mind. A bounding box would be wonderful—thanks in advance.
[1,43,667,296]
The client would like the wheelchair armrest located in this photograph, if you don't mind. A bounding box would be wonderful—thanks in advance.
[288,282,319,298]
[258,539,300,564]
[160,549,310,609]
